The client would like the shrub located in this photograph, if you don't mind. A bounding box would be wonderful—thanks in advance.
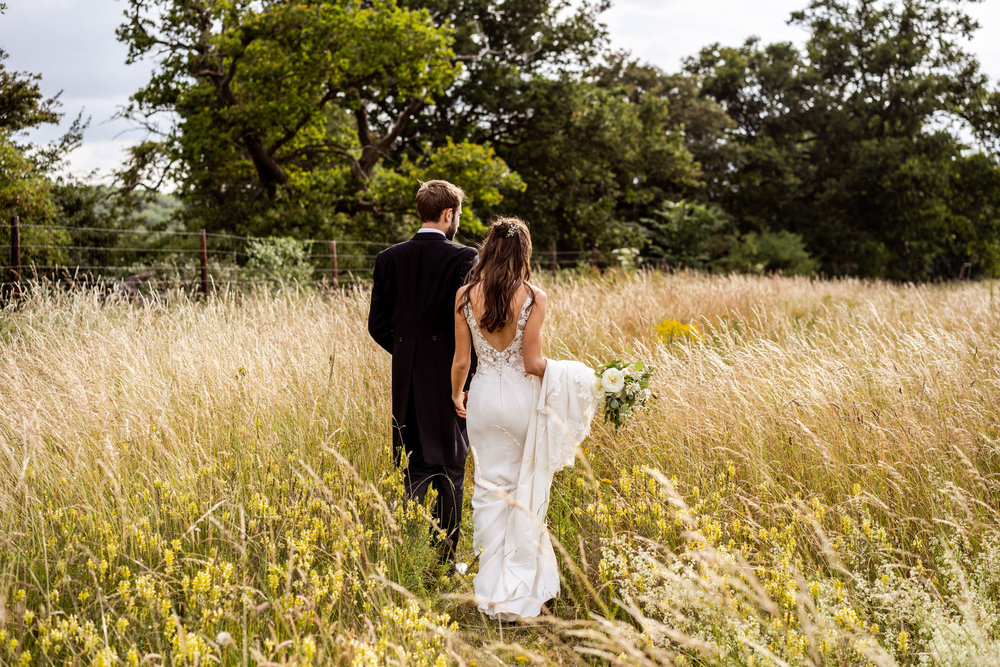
[633,201,732,269]
[719,229,817,275]
[246,236,313,284]
[611,247,641,271]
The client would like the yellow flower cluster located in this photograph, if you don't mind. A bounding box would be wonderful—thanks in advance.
[2,441,461,665]
[654,319,702,343]
[346,600,457,666]
[561,459,999,665]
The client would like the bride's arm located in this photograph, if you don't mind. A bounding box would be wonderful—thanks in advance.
[522,288,548,377]
[451,288,472,418]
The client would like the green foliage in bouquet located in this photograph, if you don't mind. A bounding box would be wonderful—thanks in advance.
[595,360,654,431]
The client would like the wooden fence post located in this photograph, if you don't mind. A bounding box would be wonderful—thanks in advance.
[329,240,339,290]
[550,248,558,280]
[9,214,22,303]
[591,245,599,271]
[199,228,209,295]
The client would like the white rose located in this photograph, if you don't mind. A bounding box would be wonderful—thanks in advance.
[594,376,605,396]
[601,367,625,394]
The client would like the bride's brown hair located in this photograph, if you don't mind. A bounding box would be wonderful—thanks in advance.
[459,217,534,333]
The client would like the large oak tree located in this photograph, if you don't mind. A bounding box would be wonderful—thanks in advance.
[117,0,522,239]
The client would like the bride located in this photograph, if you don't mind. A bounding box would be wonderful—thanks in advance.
[450,217,597,620]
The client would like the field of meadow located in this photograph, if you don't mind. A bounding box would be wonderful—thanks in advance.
[1,270,999,666]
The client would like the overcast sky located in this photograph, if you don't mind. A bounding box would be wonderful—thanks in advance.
[2,0,999,183]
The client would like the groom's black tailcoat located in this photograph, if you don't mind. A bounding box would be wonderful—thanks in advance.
[367,231,478,466]
[368,232,477,562]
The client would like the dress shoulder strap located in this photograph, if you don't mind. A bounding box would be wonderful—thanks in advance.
[463,299,477,328]
[516,290,534,330]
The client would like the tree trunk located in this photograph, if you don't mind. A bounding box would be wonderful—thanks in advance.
[242,130,289,195]
[352,98,423,184]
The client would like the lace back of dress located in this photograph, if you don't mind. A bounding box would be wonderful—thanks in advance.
[464,291,534,381]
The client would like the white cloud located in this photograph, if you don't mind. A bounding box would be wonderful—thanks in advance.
[53,139,136,184]
[603,0,808,70]
[1,0,155,175]
[968,2,1000,84]
[604,0,1000,82]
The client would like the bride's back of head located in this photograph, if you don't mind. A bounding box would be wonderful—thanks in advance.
[461,217,533,333]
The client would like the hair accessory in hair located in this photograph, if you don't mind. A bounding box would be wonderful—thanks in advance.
[505,224,517,238]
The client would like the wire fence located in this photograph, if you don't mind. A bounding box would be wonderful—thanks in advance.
[2,216,626,301]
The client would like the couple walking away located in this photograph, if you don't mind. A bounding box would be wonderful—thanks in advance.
[367,180,598,621]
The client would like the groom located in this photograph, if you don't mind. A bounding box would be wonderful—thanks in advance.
[367,180,478,565]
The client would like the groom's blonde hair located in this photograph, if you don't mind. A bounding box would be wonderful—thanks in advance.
[416,180,466,223]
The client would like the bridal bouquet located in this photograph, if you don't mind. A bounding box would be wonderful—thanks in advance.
[595,360,653,430]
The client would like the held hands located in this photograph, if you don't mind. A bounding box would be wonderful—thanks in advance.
[452,391,468,419]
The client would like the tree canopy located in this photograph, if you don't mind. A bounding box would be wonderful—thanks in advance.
[6,0,1000,281]
[115,0,722,251]
[688,0,1000,279]
[0,48,60,222]
[117,0,524,240]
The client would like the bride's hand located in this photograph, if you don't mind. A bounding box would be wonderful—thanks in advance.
[452,392,467,419]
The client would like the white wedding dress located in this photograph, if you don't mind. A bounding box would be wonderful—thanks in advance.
[464,293,598,620]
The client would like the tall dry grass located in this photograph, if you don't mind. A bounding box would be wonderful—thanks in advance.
[0,271,998,665]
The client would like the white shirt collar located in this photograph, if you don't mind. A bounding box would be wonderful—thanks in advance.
[416,227,446,237]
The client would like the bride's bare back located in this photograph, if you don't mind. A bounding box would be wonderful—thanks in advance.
[465,282,534,352]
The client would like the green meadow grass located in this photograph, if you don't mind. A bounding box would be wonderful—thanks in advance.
[0,271,998,665]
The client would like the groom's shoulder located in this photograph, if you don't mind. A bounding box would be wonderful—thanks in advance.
[376,239,413,259]
[445,240,477,257]
[377,237,475,261]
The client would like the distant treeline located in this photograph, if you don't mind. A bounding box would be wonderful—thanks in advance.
[2,0,999,280]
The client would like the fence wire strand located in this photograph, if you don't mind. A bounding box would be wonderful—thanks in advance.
[5,221,617,295]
